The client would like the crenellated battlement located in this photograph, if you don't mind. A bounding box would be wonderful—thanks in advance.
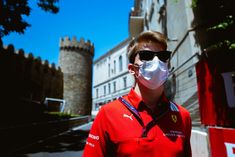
[1,43,61,72]
[59,36,94,57]
[0,38,63,105]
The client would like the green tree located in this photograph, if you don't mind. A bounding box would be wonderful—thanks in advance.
[0,0,59,37]
[191,0,235,51]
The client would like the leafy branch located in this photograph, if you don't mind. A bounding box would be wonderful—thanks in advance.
[0,0,59,37]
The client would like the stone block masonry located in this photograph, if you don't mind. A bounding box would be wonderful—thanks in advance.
[59,36,94,116]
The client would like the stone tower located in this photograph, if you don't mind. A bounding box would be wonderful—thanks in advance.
[59,36,94,116]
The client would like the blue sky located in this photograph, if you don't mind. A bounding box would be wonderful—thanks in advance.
[2,0,134,65]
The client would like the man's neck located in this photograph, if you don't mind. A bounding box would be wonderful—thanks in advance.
[134,84,164,111]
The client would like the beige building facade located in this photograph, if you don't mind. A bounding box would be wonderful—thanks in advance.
[92,38,134,117]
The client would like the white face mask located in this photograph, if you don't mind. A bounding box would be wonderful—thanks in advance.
[136,57,169,90]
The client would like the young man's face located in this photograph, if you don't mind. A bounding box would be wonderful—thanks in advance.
[133,42,166,66]
[128,41,169,91]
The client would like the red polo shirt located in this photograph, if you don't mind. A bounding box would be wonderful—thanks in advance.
[83,89,192,157]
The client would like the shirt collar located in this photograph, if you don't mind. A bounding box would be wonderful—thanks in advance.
[127,88,170,110]
[127,88,143,109]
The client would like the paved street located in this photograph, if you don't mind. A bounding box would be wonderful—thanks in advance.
[26,150,83,157]
[11,122,93,157]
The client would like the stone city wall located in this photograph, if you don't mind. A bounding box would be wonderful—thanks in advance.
[0,39,63,121]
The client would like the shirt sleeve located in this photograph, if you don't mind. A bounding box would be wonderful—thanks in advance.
[82,107,111,157]
[183,112,192,157]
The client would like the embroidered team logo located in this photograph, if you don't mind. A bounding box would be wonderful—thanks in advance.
[171,114,177,123]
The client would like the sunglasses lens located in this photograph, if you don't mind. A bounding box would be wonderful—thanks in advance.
[138,50,171,62]
[157,52,171,62]
[139,51,155,61]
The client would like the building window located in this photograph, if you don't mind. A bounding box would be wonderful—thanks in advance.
[127,53,130,64]
[95,103,99,110]
[119,55,123,72]
[114,60,116,74]
[108,63,111,77]
[108,83,111,94]
[96,88,99,98]
[104,85,106,96]
[123,77,127,89]
[113,81,116,93]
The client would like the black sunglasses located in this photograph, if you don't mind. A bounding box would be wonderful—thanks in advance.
[136,50,172,62]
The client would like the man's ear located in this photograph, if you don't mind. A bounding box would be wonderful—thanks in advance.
[128,64,136,75]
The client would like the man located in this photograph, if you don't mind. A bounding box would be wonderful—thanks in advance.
[83,31,192,157]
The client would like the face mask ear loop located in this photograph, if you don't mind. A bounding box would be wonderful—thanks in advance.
[131,64,139,78]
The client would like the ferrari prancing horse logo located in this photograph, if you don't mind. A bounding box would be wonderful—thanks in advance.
[171,114,177,123]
